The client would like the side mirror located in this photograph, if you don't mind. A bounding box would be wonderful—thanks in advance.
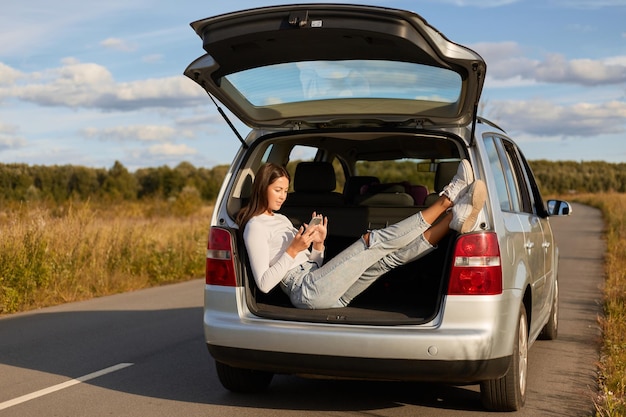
[547,200,572,216]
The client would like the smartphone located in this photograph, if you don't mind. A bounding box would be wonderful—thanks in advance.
[305,216,322,231]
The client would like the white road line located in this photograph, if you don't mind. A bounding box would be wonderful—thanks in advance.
[0,363,134,411]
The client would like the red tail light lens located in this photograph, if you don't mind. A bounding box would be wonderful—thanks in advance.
[448,232,502,295]
[206,227,237,287]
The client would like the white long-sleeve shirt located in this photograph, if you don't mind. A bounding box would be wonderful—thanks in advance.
[243,213,324,293]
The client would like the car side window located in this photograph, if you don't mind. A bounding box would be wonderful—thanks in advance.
[516,145,549,217]
[484,136,515,211]
[500,139,534,214]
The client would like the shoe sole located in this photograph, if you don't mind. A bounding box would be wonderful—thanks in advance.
[461,180,487,233]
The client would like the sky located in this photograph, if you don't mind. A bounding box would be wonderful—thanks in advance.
[1,0,625,171]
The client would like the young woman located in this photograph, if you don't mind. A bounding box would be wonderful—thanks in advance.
[237,161,486,309]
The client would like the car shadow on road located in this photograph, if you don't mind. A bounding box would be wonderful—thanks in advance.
[0,307,485,413]
[213,377,485,412]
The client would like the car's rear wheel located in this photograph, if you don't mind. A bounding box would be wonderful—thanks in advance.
[539,279,559,340]
[480,305,528,411]
[215,361,273,393]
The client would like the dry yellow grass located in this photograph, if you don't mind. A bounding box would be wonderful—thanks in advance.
[572,193,626,416]
[0,200,211,314]
[2,194,625,416]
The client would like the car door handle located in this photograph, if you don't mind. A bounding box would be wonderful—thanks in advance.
[525,241,535,251]
[542,242,551,249]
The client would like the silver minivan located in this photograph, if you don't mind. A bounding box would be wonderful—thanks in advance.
[184,4,571,412]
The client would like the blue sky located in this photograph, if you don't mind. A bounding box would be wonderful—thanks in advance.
[1,0,625,170]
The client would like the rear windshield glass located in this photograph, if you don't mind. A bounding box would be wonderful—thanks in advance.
[224,60,462,106]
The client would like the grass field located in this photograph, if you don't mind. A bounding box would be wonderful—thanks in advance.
[572,194,626,416]
[1,195,624,415]
[0,200,210,314]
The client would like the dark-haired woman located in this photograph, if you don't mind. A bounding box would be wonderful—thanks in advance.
[237,161,486,309]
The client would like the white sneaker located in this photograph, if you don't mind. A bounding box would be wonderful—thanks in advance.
[450,180,487,233]
[440,159,474,204]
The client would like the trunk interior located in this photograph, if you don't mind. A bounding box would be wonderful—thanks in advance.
[230,129,466,325]
[243,231,456,325]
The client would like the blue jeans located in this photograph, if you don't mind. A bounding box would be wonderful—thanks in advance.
[281,212,435,309]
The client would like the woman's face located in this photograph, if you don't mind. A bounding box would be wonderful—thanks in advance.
[265,176,289,213]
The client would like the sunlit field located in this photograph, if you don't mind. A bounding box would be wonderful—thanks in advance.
[572,194,626,416]
[0,200,210,314]
[1,193,625,416]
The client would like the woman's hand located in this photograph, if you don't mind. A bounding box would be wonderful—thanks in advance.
[286,224,317,258]
[309,212,327,242]
[285,213,328,257]
[309,212,328,251]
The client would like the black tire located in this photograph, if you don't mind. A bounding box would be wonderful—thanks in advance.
[539,279,559,340]
[480,305,528,411]
[215,361,273,393]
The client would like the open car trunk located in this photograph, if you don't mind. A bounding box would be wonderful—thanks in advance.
[242,229,456,325]
[222,128,469,325]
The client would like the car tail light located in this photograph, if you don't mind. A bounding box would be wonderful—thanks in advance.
[448,232,502,295]
[206,227,237,287]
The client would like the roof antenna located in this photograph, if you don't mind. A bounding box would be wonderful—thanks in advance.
[205,91,248,149]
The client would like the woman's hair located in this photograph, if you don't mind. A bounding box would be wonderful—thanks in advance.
[236,162,291,230]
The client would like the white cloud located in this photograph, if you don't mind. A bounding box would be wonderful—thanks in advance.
[473,42,626,86]
[175,113,223,127]
[484,75,537,89]
[0,121,26,150]
[100,37,136,52]
[604,56,626,66]
[0,136,27,150]
[147,143,197,156]
[112,76,203,109]
[0,62,23,86]
[489,99,626,136]
[81,124,194,142]
[0,121,18,135]
[534,54,626,86]
[0,59,204,110]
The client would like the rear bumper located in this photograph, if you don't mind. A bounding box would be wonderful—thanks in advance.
[208,344,510,383]
[204,285,522,383]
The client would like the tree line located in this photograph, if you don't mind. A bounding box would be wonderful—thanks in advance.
[0,159,624,204]
[530,160,626,195]
[0,161,228,204]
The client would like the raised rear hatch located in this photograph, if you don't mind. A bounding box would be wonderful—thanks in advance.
[184,4,486,129]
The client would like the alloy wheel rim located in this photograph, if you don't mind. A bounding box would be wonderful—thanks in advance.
[519,314,529,396]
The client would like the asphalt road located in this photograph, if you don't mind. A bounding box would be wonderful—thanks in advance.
[0,202,604,416]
